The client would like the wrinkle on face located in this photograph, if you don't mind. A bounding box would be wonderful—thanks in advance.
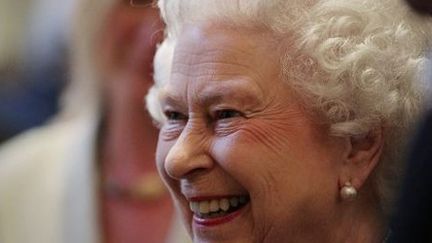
[170,25,277,98]
[157,23,345,243]
[240,114,323,156]
[171,44,256,81]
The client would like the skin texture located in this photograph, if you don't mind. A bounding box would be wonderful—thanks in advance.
[96,2,172,243]
[156,24,386,243]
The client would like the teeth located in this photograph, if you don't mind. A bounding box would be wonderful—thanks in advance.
[199,201,210,214]
[209,200,219,212]
[190,201,199,212]
[229,197,239,207]
[189,196,249,217]
[220,198,230,211]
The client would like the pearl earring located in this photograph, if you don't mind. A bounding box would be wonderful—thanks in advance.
[340,182,357,201]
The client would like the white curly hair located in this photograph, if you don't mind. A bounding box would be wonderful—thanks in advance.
[147,0,432,216]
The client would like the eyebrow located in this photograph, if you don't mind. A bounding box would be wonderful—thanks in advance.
[159,89,185,108]
[129,0,154,7]
[159,80,262,109]
[197,83,262,109]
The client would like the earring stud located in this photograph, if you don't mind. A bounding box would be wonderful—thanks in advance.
[340,182,357,201]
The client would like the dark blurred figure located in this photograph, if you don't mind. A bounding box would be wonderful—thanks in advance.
[389,112,432,242]
[389,0,432,242]
[0,55,66,143]
[405,0,432,15]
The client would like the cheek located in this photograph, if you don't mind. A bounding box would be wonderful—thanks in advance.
[212,119,316,170]
[211,139,338,239]
[233,116,341,171]
[210,123,293,199]
[211,120,340,211]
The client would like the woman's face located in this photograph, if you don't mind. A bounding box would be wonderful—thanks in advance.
[99,1,163,87]
[156,25,348,243]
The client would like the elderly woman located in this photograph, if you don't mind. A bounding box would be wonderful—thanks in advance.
[146,0,432,242]
[0,0,188,243]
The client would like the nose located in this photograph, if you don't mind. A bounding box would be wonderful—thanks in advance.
[164,126,214,180]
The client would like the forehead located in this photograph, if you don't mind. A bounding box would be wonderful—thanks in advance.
[163,24,279,98]
[174,24,261,63]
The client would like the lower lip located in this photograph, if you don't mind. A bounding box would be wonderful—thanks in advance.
[193,203,248,227]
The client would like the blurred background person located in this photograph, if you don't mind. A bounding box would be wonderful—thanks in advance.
[0,0,75,142]
[0,0,189,243]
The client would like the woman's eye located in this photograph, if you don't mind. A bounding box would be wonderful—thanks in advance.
[164,110,187,121]
[214,109,241,120]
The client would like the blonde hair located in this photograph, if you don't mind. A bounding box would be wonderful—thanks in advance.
[147,0,432,215]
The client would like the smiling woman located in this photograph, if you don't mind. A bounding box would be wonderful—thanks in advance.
[146,0,432,242]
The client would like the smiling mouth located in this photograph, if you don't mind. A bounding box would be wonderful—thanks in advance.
[189,195,250,219]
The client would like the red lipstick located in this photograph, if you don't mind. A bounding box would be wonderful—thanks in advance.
[193,203,247,227]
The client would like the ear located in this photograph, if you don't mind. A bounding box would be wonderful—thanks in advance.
[339,127,385,190]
